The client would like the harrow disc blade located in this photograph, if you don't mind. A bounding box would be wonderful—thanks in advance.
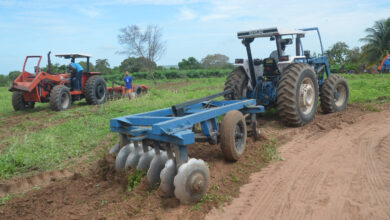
[109,142,120,155]
[146,152,168,188]
[173,158,210,204]
[125,146,143,170]
[115,144,134,171]
[160,159,177,197]
[136,149,155,171]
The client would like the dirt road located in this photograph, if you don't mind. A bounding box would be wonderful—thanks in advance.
[207,109,390,220]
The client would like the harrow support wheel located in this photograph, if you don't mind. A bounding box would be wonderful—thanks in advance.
[173,158,210,204]
[220,110,247,162]
[320,74,349,113]
[50,85,72,111]
[277,63,319,126]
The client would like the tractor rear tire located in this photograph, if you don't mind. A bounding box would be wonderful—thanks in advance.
[50,85,71,111]
[220,110,247,162]
[224,67,248,100]
[85,76,107,105]
[12,91,35,111]
[277,63,319,127]
[320,74,349,113]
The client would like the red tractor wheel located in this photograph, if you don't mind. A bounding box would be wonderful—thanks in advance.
[12,91,35,111]
[50,85,72,111]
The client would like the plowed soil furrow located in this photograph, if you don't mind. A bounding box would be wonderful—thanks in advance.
[207,110,390,220]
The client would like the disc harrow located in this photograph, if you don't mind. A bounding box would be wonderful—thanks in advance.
[109,90,264,203]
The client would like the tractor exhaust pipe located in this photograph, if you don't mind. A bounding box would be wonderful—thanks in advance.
[47,51,52,74]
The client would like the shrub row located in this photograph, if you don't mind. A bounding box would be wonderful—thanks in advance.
[102,68,232,81]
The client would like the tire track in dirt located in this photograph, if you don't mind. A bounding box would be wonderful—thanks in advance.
[207,110,390,220]
[0,170,73,197]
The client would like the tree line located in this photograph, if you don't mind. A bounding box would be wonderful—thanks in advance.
[1,17,389,86]
[326,18,390,73]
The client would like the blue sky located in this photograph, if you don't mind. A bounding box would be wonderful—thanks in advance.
[0,0,389,75]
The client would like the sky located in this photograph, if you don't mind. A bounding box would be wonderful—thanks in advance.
[0,0,389,75]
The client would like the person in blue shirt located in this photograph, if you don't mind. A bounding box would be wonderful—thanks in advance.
[124,71,133,99]
[69,62,84,91]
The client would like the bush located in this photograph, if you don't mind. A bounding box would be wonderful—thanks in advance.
[102,68,233,82]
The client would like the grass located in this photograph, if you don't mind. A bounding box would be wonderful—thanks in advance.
[127,170,147,191]
[341,74,390,103]
[0,77,225,179]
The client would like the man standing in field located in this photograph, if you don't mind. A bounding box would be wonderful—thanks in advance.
[124,71,134,99]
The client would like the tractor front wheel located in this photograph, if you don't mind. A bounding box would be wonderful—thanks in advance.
[85,76,107,105]
[50,85,71,111]
[12,91,35,111]
[320,74,349,113]
[277,63,319,126]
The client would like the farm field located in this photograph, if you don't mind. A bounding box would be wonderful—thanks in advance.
[0,74,390,219]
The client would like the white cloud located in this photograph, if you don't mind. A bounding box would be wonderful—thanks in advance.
[78,8,101,18]
[179,7,197,20]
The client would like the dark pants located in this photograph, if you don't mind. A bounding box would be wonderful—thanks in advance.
[72,71,83,90]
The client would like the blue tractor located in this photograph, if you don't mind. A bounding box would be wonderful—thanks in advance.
[225,27,350,126]
[108,27,350,204]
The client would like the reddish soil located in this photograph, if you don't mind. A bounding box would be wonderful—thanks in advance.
[207,104,390,220]
[1,103,389,219]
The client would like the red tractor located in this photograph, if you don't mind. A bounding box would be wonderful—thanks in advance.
[9,52,108,111]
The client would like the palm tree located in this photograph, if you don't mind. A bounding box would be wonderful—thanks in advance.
[360,18,390,64]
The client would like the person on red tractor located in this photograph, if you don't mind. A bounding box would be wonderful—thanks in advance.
[69,61,84,91]
[124,71,134,99]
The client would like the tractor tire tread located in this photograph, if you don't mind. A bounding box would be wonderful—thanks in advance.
[320,74,349,113]
[277,63,319,127]
[224,67,248,100]
[85,76,107,105]
[50,85,71,111]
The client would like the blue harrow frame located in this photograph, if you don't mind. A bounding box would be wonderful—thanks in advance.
[110,92,264,166]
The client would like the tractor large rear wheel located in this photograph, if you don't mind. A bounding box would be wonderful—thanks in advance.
[50,85,71,111]
[224,67,248,100]
[320,74,349,113]
[12,91,35,111]
[85,76,107,105]
[277,63,319,126]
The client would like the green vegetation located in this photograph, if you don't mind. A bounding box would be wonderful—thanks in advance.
[102,68,232,82]
[0,78,225,179]
[342,74,390,103]
[127,170,147,191]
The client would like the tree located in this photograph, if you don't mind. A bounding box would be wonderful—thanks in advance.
[8,71,21,81]
[95,59,112,74]
[119,57,155,73]
[345,47,362,64]
[178,57,202,69]
[201,54,232,69]
[79,61,95,72]
[360,18,390,64]
[118,24,166,84]
[0,75,9,86]
[325,42,350,65]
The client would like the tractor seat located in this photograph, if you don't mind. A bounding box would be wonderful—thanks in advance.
[263,58,278,77]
